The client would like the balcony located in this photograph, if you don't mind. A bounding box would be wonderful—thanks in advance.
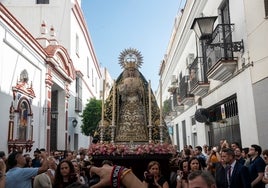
[174,104,184,113]
[178,76,194,106]
[168,85,178,94]
[205,24,242,81]
[181,95,194,106]
[206,58,237,81]
[168,75,178,94]
[189,57,210,97]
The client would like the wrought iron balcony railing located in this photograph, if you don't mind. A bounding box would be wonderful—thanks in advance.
[189,57,209,91]
[178,76,194,102]
[206,23,243,70]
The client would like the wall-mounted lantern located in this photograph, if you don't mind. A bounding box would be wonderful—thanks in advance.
[191,16,218,40]
[191,16,244,52]
[72,118,78,128]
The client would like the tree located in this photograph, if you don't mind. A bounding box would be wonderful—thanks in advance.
[80,98,102,137]
[163,98,172,117]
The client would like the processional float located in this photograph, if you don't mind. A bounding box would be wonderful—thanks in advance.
[88,49,175,178]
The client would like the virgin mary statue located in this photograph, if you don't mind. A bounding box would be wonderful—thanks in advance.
[95,48,170,144]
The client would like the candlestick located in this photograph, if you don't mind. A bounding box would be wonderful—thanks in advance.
[111,80,116,144]
[160,125,164,144]
[148,80,152,126]
[159,79,162,126]
[101,79,105,126]
[159,79,163,144]
[112,80,116,126]
[100,79,105,144]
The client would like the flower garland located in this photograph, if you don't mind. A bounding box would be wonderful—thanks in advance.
[88,143,176,156]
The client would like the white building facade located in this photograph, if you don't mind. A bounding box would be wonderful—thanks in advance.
[157,0,268,150]
[0,0,102,154]
[100,67,114,100]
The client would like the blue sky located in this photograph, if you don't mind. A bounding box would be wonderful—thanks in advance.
[81,1,185,91]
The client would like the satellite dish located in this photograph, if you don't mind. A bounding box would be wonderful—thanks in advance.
[195,108,209,123]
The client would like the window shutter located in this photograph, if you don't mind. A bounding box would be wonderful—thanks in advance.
[36,0,49,4]
[265,0,268,18]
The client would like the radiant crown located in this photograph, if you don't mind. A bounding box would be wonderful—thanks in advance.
[119,48,143,69]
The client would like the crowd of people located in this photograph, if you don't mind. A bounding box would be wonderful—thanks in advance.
[168,140,268,188]
[0,140,268,188]
[0,149,93,188]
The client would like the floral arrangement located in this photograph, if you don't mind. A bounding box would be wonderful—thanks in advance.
[88,142,176,156]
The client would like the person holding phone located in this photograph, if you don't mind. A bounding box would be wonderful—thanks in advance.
[143,161,169,188]
[5,150,49,188]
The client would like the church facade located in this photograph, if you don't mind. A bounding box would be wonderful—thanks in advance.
[0,1,102,154]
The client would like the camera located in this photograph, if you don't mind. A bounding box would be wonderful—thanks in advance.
[145,173,154,184]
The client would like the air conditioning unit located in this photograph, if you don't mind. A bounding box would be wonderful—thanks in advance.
[171,75,177,85]
[186,53,195,67]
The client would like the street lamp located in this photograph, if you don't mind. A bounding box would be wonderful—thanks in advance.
[191,16,244,52]
[72,118,78,128]
[190,16,218,40]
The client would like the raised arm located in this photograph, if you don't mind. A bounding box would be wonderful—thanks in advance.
[37,151,49,174]
[90,165,146,188]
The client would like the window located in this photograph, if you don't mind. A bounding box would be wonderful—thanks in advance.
[76,34,79,56]
[92,69,94,87]
[192,133,197,146]
[218,0,230,24]
[179,72,182,81]
[36,0,49,4]
[219,1,232,46]
[265,0,268,18]
[171,92,178,110]
[191,115,196,125]
[95,77,97,93]
[50,91,58,151]
[175,123,180,149]
[87,57,90,78]
[75,74,82,112]
[182,120,187,146]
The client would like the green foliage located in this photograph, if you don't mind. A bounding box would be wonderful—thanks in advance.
[80,98,102,136]
[163,99,172,116]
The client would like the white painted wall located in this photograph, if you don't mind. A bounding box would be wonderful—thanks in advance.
[158,0,268,149]
[0,11,47,153]
[2,0,103,151]
[243,0,268,147]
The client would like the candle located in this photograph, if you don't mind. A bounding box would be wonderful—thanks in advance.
[148,80,152,126]
[101,79,105,126]
[112,80,116,126]
[159,79,162,126]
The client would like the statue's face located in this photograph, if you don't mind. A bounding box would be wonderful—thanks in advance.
[124,53,137,64]
[127,68,136,77]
